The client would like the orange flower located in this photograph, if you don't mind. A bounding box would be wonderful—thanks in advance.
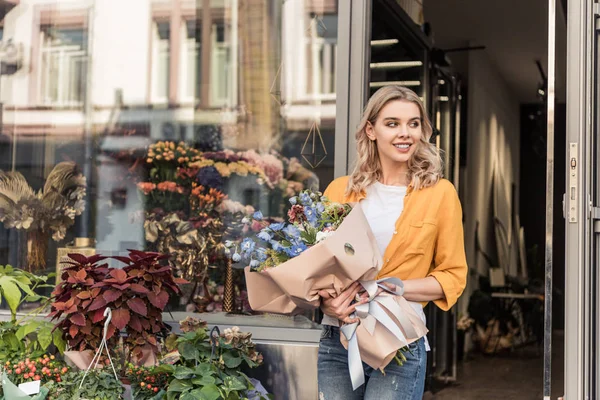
[137,182,156,195]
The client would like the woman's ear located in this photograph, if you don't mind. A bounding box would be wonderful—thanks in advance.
[365,122,376,141]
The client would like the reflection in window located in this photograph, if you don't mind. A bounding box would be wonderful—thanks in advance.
[182,20,201,103]
[152,21,170,103]
[210,23,230,107]
[39,26,87,106]
[307,14,337,99]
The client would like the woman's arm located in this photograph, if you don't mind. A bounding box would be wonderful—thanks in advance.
[402,276,444,302]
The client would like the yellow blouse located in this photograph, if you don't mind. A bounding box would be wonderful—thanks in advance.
[324,176,468,311]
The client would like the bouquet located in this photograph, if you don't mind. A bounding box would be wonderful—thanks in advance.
[229,190,428,389]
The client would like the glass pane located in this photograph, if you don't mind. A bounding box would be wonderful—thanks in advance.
[370,1,426,100]
[0,0,339,328]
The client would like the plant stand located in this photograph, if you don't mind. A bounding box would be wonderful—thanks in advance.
[223,259,235,313]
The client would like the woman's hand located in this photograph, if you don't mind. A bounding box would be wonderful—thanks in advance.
[318,282,369,324]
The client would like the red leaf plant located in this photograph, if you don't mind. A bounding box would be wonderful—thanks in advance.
[50,250,188,365]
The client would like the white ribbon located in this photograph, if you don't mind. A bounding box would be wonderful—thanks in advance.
[340,277,419,391]
[79,308,119,389]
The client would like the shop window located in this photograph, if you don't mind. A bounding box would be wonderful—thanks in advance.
[38,25,87,106]
[151,21,170,103]
[307,13,337,100]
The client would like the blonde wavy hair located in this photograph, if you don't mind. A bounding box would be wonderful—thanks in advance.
[347,85,443,196]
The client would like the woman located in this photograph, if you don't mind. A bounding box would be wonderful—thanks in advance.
[317,86,468,399]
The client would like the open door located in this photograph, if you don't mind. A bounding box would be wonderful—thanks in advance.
[564,0,600,398]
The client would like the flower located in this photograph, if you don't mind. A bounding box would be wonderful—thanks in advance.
[232,252,242,262]
[303,206,318,225]
[249,259,260,268]
[289,197,297,205]
[241,238,256,254]
[283,224,301,240]
[285,243,307,257]
[270,222,285,231]
[257,230,272,241]
[195,166,224,191]
[253,211,264,220]
[180,316,207,333]
[299,192,311,205]
[288,205,306,224]
[137,182,156,195]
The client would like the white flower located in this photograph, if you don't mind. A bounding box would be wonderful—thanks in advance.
[316,230,334,243]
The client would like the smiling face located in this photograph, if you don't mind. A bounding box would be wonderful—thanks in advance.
[365,99,423,173]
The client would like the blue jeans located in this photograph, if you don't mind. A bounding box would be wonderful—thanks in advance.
[318,325,427,400]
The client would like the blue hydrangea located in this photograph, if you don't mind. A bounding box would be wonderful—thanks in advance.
[270,222,285,231]
[285,243,308,257]
[232,252,242,262]
[257,230,272,242]
[241,238,255,255]
[270,240,282,252]
[316,202,325,213]
[255,247,268,262]
[253,211,264,220]
[249,259,260,268]
[304,206,318,225]
[283,224,301,240]
[299,192,311,205]
[289,197,297,205]
[195,166,224,191]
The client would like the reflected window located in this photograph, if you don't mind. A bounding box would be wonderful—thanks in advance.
[152,21,170,103]
[39,26,87,106]
[182,20,201,103]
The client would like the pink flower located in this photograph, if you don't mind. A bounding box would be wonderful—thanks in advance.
[288,205,306,224]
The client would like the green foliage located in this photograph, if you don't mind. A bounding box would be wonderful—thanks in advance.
[45,370,124,400]
[163,319,271,400]
[0,264,53,323]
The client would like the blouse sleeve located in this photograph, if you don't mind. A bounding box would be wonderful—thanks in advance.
[427,183,468,311]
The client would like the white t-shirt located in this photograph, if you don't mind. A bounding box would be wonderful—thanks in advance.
[321,182,430,350]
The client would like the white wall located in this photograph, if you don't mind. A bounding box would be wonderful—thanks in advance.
[459,49,520,314]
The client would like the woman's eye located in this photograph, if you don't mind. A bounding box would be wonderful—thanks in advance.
[387,122,398,127]
[409,122,420,128]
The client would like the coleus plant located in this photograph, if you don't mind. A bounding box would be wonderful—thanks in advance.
[50,250,188,362]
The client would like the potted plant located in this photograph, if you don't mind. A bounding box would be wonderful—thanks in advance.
[157,317,271,400]
[50,250,187,373]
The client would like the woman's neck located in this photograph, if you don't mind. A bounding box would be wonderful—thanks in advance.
[378,166,410,186]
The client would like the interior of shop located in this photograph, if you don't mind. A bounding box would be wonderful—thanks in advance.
[383,0,567,398]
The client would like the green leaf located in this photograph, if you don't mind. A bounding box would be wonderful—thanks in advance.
[193,363,212,376]
[16,320,41,340]
[178,341,200,361]
[23,295,44,302]
[0,277,21,314]
[199,385,221,400]
[192,375,216,386]
[173,366,195,379]
[180,392,205,400]
[37,326,52,350]
[13,277,36,297]
[167,379,193,393]
[53,328,66,354]
[223,376,247,391]
[222,352,242,369]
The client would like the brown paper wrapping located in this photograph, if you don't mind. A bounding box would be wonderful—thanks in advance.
[339,295,429,370]
[244,203,381,315]
[244,203,429,370]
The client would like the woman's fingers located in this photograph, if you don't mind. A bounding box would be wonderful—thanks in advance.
[340,285,363,309]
